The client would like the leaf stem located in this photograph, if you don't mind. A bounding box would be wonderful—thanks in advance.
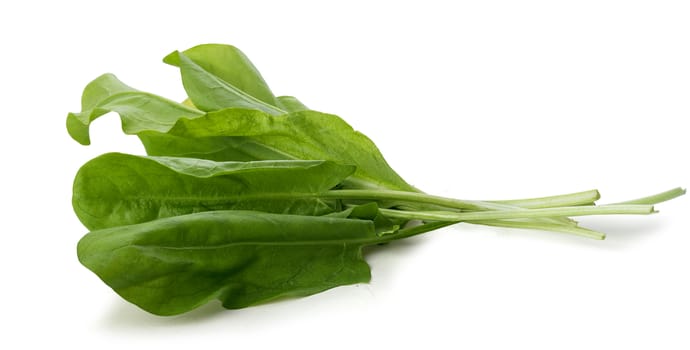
[609,187,686,205]
[468,219,606,240]
[378,204,655,222]
[323,189,602,211]
[492,189,600,208]
[326,188,682,240]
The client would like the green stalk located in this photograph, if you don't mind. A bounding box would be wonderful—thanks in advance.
[492,189,600,208]
[327,188,681,240]
[323,189,602,211]
[468,219,606,240]
[610,187,686,205]
[378,204,655,222]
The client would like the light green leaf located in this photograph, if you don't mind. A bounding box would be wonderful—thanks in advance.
[275,96,310,112]
[138,133,293,161]
[176,51,286,114]
[163,43,278,106]
[66,74,204,145]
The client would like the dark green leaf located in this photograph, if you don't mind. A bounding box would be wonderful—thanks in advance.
[73,153,355,230]
[77,210,379,315]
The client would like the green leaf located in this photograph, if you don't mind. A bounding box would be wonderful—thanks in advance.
[144,108,417,192]
[163,45,310,114]
[163,44,278,106]
[275,96,310,112]
[73,153,355,230]
[138,133,292,161]
[175,51,286,114]
[77,210,379,316]
[66,74,205,145]
[68,52,413,192]
[65,42,686,318]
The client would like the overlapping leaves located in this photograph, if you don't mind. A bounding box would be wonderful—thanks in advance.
[68,43,683,316]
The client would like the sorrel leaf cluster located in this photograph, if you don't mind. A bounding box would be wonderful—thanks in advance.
[68,43,684,316]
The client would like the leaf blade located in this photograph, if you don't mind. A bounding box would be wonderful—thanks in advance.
[157,108,417,191]
[66,74,204,145]
[72,153,355,230]
[77,211,377,315]
[163,43,278,106]
[176,51,286,114]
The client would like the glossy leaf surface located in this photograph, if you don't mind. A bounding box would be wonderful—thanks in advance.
[139,108,417,191]
[67,48,415,192]
[78,210,378,316]
[73,153,355,230]
[65,42,684,317]
[159,45,413,191]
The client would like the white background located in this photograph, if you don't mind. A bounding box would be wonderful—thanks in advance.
[1,1,688,349]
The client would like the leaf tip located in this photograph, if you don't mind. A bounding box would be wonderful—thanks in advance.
[162,50,182,66]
